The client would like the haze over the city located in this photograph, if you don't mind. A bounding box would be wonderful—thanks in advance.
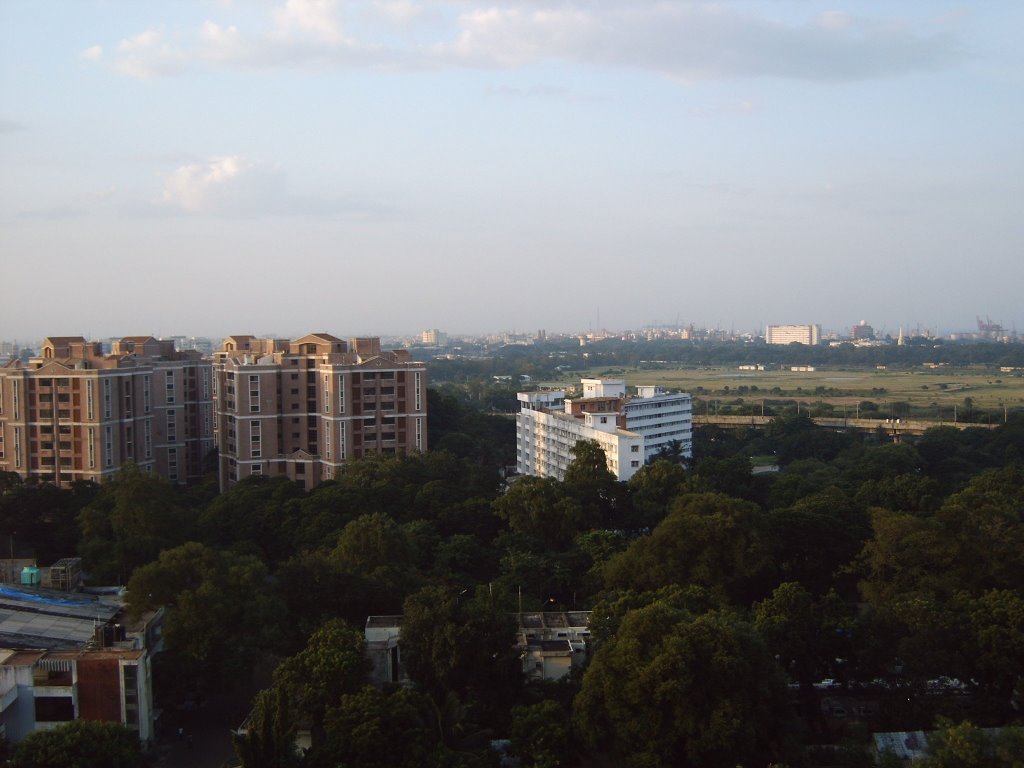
[2,0,1022,340]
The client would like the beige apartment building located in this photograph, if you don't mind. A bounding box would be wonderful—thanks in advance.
[0,336,214,486]
[212,333,427,491]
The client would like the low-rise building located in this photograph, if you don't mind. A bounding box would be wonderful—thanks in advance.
[363,611,594,686]
[516,611,592,682]
[0,647,153,744]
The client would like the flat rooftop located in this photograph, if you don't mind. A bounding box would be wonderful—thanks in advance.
[0,585,122,650]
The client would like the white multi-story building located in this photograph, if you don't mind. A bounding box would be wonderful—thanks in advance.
[765,324,821,346]
[623,385,693,463]
[515,379,692,482]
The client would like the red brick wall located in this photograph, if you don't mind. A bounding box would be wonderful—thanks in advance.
[75,658,122,722]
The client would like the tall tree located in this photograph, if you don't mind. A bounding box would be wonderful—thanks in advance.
[400,585,521,723]
[272,619,369,746]
[126,542,282,692]
[9,720,147,768]
[604,492,769,603]
[78,463,194,583]
[574,602,795,768]
[232,686,300,768]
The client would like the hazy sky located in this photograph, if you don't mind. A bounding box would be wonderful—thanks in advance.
[2,1,1022,341]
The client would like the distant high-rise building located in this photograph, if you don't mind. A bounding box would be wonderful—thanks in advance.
[212,333,427,491]
[420,329,447,346]
[0,336,214,486]
[851,321,875,340]
[765,324,821,346]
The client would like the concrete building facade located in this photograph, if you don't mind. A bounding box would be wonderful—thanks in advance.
[765,324,821,346]
[0,647,154,744]
[516,379,692,482]
[212,333,427,491]
[0,336,214,486]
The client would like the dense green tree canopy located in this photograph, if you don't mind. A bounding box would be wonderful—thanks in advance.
[126,541,282,691]
[78,463,194,583]
[574,602,794,768]
[9,720,148,768]
[604,492,769,602]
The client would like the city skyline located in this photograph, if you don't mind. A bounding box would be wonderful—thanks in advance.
[2,1,1022,339]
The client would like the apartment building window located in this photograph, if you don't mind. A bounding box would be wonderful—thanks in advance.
[0,380,4,414]
[104,426,113,467]
[168,447,178,482]
[167,410,176,442]
[0,433,4,460]
[337,375,345,413]
[325,427,331,459]
[323,374,330,413]
[103,379,111,419]
[125,426,133,458]
[201,369,210,400]
[88,428,96,469]
[250,420,261,458]
[123,665,139,728]
[144,421,152,459]
[415,417,423,450]
[143,375,151,413]
[339,422,346,460]
[414,372,422,411]
[13,428,21,468]
[12,381,19,420]
[203,404,211,437]
[249,375,260,413]
[631,444,640,452]
[251,464,262,476]
[86,380,94,420]
[123,379,133,416]
[165,370,176,404]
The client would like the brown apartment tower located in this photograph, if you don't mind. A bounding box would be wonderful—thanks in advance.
[0,336,214,486]
[212,333,427,491]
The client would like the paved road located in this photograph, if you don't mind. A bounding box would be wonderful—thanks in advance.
[151,672,269,768]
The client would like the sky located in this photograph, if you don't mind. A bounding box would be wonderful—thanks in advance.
[1,0,1022,341]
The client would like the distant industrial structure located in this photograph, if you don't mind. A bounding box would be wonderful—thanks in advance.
[765,324,821,346]
[516,379,692,482]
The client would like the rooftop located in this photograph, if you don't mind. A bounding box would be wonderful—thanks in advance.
[0,584,122,650]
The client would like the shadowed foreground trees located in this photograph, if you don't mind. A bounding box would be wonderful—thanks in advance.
[400,585,522,726]
[9,720,148,768]
[126,542,282,694]
[573,601,796,768]
[603,492,769,603]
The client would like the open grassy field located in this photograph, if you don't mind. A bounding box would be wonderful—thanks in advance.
[544,365,1024,418]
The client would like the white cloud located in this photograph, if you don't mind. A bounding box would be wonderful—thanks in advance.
[112,28,186,78]
[91,1,962,82]
[273,0,346,44]
[157,155,389,218]
[440,5,961,81]
[80,45,103,61]
[162,156,287,214]
[817,11,852,31]
[371,0,424,25]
